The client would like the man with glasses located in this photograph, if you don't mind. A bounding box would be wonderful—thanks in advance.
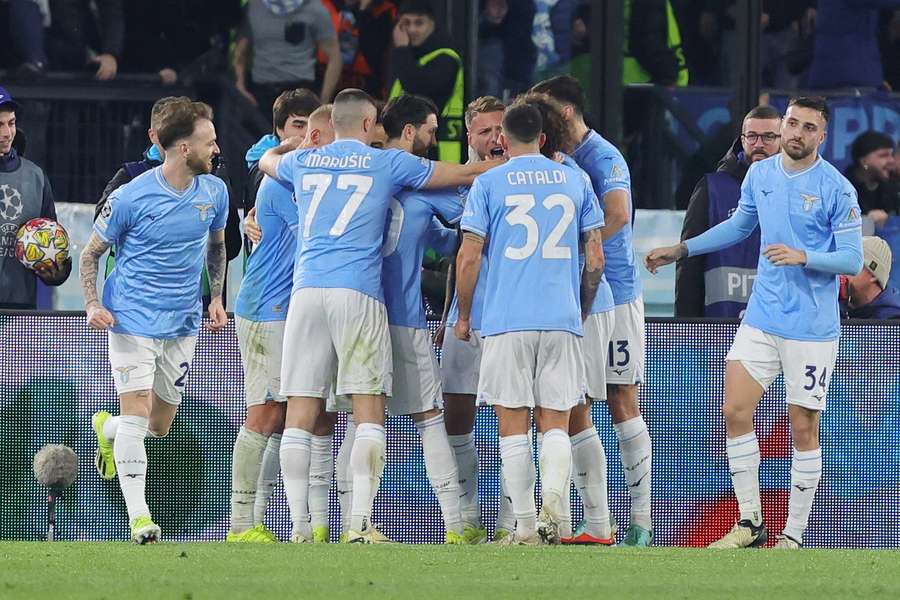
[676,106,783,317]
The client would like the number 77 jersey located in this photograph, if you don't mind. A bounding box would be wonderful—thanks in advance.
[275,139,435,303]
[461,153,605,337]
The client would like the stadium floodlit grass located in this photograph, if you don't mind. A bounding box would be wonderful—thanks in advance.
[3,543,900,600]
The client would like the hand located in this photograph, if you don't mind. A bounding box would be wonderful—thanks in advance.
[205,297,228,331]
[34,257,70,284]
[454,317,471,341]
[393,22,410,47]
[644,243,686,274]
[433,321,446,346]
[93,54,118,80]
[245,206,262,243]
[236,82,258,107]
[869,208,890,228]
[280,135,304,151]
[763,243,806,266]
[86,302,115,330]
[159,68,178,85]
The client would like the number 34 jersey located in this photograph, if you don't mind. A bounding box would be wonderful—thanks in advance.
[461,153,605,337]
[275,139,435,303]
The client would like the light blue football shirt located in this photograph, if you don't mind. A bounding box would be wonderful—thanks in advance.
[94,167,229,338]
[275,139,435,302]
[727,155,861,341]
[235,175,299,322]
[561,153,615,315]
[460,154,605,336]
[571,130,641,306]
[382,187,465,329]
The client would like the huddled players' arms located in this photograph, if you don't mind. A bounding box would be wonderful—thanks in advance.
[435,229,463,345]
[580,228,605,320]
[205,229,228,331]
[258,137,304,180]
[426,159,504,189]
[79,232,115,329]
[645,208,758,274]
[245,206,262,243]
[600,189,630,241]
[454,232,484,341]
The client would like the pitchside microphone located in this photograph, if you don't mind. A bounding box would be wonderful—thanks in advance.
[33,445,79,541]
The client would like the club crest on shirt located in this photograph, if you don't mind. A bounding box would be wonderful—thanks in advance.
[193,203,214,221]
[800,193,820,212]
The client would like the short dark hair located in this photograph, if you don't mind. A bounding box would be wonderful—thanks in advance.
[743,105,781,123]
[156,101,214,149]
[787,96,829,123]
[334,88,377,109]
[516,92,571,158]
[531,75,586,116]
[398,0,435,18]
[273,88,321,133]
[502,103,543,145]
[381,94,439,140]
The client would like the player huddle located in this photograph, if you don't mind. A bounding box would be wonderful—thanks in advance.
[80,77,862,550]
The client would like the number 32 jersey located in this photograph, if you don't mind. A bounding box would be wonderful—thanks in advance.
[461,154,604,337]
[275,139,434,303]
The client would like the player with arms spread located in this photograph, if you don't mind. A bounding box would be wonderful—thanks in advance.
[257,88,496,543]
[82,101,229,544]
[646,97,863,549]
[455,103,605,545]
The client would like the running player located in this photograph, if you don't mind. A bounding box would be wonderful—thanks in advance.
[455,102,606,545]
[533,75,654,546]
[83,101,229,544]
[645,97,863,549]
[257,88,496,543]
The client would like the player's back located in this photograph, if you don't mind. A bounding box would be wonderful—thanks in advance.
[381,187,464,329]
[463,154,603,337]
[741,155,862,340]
[571,130,640,305]
[96,167,228,337]
[235,175,299,322]
[275,139,434,302]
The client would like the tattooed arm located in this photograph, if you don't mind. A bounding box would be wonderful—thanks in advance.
[580,228,606,321]
[79,232,115,329]
[205,229,228,331]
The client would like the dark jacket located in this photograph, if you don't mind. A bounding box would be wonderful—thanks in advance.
[842,286,900,319]
[389,31,460,114]
[676,137,751,317]
[844,165,900,216]
[807,0,900,89]
[48,0,125,64]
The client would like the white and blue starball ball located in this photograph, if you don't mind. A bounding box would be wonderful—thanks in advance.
[15,217,70,270]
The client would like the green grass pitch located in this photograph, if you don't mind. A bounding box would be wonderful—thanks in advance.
[3,543,899,599]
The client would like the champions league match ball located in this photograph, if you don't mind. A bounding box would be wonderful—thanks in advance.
[15,218,70,270]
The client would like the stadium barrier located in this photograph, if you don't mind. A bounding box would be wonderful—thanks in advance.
[2,313,898,547]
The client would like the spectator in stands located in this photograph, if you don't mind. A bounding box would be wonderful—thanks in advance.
[625,0,689,87]
[807,0,900,90]
[0,88,70,309]
[388,0,464,163]
[845,131,900,228]
[840,236,900,319]
[675,105,782,318]
[121,0,241,86]
[233,0,342,118]
[881,9,900,91]
[759,1,816,89]
[94,97,241,308]
[6,0,124,80]
[477,0,536,99]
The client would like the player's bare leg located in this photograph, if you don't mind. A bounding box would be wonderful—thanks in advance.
[495,406,540,545]
[412,408,464,542]
[562,400,613,545]
[345,394,391,543]
[709,360,768,549]
[534,407,571,545]
[444,392,487,541]
[280,395,324,542]
[777,404,821,549]
[607,383,653,545]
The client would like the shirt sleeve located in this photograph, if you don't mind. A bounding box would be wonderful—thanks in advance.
[211,179,228,231]
[274,149,302,186]
[425,188,465,225]
[388,149,435,191]
[425,217,459,256]
[804,179,864,275]
[599,152,631,196]
[40,171,57,220]
[735,164,759,219]
[580,175,605,232]
[829,180,863,235]
[310,1,338,42]
[460,177,490,238]
[93,189,130,244]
